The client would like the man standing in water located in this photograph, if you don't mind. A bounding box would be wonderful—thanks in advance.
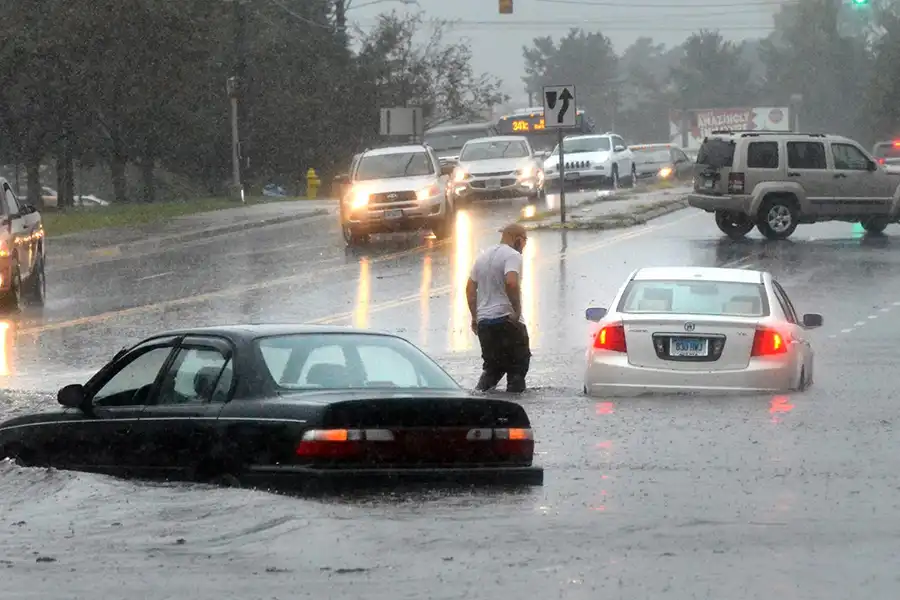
[465,223,531,393]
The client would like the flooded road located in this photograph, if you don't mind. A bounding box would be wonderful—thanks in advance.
[2,198,899,599]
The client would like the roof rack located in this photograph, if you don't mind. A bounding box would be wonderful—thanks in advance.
[710,130,826,138]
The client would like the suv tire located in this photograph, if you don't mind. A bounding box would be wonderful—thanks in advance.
[715,210,754,239]
[342,225,369,246]
[861,218,888,234]
[432,214,454,240]
[622,164,636,188]
[756,195,799,240]
[0,265,21,312]
[25,254,46,306]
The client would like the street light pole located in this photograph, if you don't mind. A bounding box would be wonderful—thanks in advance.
[227,76,243,202]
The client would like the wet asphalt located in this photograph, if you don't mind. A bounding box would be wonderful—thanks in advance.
[2,194,900,599]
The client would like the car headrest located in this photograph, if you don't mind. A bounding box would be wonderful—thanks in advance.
[638,298,671,312]
[306,363,349,388]
[642,287,673,301]
[724,295,760,315]
[193,366,222,399]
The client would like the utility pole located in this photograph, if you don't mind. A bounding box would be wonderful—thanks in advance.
[229,0,246,202]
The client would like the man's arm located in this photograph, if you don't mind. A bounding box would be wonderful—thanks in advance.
[466,278,478,320]
[504,253,523,321]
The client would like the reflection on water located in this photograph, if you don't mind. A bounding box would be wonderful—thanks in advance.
[0,321,11,377]
[451,211,474,352]
[353,257,370,328]
[769,394,793,424]
[522,233,538,348]
[419,254,432,346]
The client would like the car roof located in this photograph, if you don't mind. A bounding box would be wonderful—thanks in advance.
[426,122,495,133]
[152,323,404,341]
[464,135,527,144]
[630,143,677,150]
[363,145,429,157]
[632,266,764,284]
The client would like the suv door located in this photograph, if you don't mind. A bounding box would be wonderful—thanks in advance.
[612,135,630,173]
[136,335,235,480]
[829,141,896,216]
[785,141,834,215]
[1,183,32,280]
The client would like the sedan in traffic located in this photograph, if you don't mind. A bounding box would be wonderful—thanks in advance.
[583,267,822,396]
[0,325,543,489]
[449,136,545,206]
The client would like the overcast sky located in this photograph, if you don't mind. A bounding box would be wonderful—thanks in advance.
[348,0,781,104]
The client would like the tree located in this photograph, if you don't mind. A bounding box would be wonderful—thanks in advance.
[864,13,900,139]
[522,29,618,130]
[669,30,758,111]
[616,37,676,142]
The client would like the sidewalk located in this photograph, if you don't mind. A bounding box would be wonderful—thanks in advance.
[521,185,691,231]
[49,199,335,265]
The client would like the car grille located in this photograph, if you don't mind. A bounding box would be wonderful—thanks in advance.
[565,160,591,169]
[369,191,417,207]
[470,179,517,188]
[472,171,515,177]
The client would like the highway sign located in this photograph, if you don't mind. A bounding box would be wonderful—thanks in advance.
[542,85,576,129]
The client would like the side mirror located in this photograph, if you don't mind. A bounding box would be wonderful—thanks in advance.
[585,307,607,321]
[57,383,87,409]
[614,145,626,153]
[802,313,823,328]
[440,162,456,177]
[868,161,878,171]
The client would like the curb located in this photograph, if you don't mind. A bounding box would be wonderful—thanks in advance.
[517,186,691,223]
[50,208,330,268]
[526,199,688,231]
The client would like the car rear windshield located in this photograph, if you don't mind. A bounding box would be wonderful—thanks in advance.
[255,333,460,391]
[632,149,671,163]
[355,152,434,180]
[873,143,900,159]
[424,130,490,153]
[617,280,770,317]
[460,140,528,161]
[696,138,735,168]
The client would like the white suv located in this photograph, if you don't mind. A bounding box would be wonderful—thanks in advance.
[689,131,900,240]
[543,133,636,191]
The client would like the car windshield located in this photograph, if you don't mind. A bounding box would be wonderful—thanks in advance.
[551,137,610,155]
[618,280,770,317]
[355,152,434,181]
[256,333,460,390]
[632,149,671,163]
[460,140,528,161]
[424,130,489,153]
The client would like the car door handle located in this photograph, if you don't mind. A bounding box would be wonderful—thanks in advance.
[788,172,801,177]
[834,173,846,178]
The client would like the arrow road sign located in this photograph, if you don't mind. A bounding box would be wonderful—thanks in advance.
[542,85,576,129]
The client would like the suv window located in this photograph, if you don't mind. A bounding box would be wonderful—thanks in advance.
[355,151,435,181]
[787,142,826,169]
[3,186,19,216]
[697,138,735,168]
[832,143,870,170]
[746,142,779,169]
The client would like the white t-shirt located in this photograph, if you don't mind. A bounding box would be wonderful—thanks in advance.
[469,243,524,322]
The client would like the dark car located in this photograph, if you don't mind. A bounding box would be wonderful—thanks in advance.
[0,325,543,490]
[629,144,693,183]
[0,177,45,311]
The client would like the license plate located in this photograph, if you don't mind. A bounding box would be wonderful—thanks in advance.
[565,172,580,180]
[384,209,402,219]
[670,337,708,357]
[486,179,502,189]
[704,179,714,189]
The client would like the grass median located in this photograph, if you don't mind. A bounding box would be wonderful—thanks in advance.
[42,196,310,237]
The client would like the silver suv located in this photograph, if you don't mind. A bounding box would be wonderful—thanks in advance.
[338,144,455,246]
[449,136,546,206]
[688,131,900,239]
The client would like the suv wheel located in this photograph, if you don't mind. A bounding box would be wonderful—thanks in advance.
[861,218,888,234]
[26,254,46,306]
[0,266,21,312]
[432,214,454,240]
[610,166,619,189]
[756,195,799,240]
[622,164,636,188]
[342,225,369,246]
[715,211,754,239]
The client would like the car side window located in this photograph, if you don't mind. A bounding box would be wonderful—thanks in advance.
[357,345,421,387]
[772,281,799,323]
[787,141,826,169]
[671,149,687,163]
[93,347,174,407]
[156,347,233,405]
[613,136,626,150]
[832,143,870,171]
[3,186,20,216]
[746,142,779,169]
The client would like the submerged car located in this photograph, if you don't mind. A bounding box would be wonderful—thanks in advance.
[0,325,543,489]
[583,267,822,397]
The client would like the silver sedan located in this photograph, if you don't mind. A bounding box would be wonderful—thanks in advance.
[583,266,823,397]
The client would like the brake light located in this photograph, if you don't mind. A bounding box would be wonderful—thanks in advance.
[593,323,627,352]
[750,328,787,357]
[893,141,900,147]
[295,428,395,457]
[465,427,534,455]
[878,157,885,164]
[727,172,745,193]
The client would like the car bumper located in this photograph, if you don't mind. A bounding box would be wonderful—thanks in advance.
[452,179,540,200]
[242,464,544,489]
[584,352,799,397]
[545,171,612,189]
[343,199,447,233]
[688,192,753,214]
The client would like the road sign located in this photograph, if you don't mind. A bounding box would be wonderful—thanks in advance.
[379,107,424,137]
[542,85,576,129]
[499,0,513,13]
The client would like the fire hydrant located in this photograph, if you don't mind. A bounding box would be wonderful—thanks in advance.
[306,168,320,199]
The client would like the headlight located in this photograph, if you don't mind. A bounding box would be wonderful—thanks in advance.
[417,183,439,201]
[351,188,369,209]
[453,169,468,182]
[658,167,673,178]
[518,165,534,179]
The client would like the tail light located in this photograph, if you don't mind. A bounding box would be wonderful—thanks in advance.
[593,323,627,352]
[466,427,534,455]
[727,172,745,193]
[751,327,787,357]
[877,157,885,165]
[295,428,394,457]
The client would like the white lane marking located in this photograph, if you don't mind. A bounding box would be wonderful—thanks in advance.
[841,328,853,334]
[853,321,866,327]
[828,334,837,338]
[867,315,878,320]
[894,301,900,306]
[880,307,891,313]
[136,271,175,282]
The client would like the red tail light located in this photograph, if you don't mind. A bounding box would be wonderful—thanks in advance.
[727,172,745,193]
[465,427,534,456]
[295,428,394,457]
[878,157,886,164]
[751,328,787,357]
[593,323,627,352]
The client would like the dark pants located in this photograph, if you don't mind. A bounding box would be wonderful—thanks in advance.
[475,319,531,393]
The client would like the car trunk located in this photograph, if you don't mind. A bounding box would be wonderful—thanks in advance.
[302,397,533,467]
[694,138,736,194]
[622,315,759,371]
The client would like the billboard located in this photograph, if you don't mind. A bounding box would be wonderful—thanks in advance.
[669,107,791,150]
